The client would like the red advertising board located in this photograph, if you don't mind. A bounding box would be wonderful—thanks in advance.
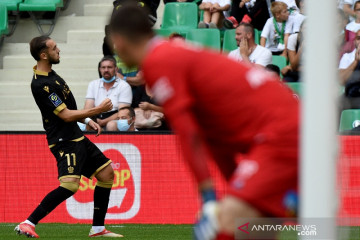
[0,133,226,224]
[0,133,359,224]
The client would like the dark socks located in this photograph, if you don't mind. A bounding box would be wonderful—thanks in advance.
[28,186,74,225]
[92,185,111,226]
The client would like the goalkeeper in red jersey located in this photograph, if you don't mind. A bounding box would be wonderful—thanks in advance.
[109,3,299,239]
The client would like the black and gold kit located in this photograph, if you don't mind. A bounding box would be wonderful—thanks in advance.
[31,66,111,180]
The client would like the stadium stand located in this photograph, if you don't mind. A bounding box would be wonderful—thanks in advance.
[161,2,198,35]
[222,29,236,52]
[155,28,174,37]
[0,4,9,39]
[339,109,360,131]
[19,0,65,35]
[0,0,119,131]
[272,55,287,77]
[286,82,302,96]
[186,28,221,50]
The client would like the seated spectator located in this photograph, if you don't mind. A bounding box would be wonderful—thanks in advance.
[260,2,292,57]
[106,106,138,131]
[339,30,360,85]
[288,0,305,34]
[275,0,298,13]
[345,1,360,42]
[198,0,231,28]
[265,64,281,77]
[340,0,357,21]
[84,56,132,130]
[114,55,144,87]
[339,9,353,59]
[223,0,270,30]
[228,23,272,67]
[282,21,305,82]
[131,85,169,131]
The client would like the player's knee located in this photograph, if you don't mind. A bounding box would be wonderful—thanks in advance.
[218,196,262,234]
[60,180,80,193]
[106,121,118,131]
[96,165,115,182]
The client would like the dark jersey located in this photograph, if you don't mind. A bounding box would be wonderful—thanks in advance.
[31,66,83,145]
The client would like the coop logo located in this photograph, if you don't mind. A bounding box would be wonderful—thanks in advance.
[66,143,141,220]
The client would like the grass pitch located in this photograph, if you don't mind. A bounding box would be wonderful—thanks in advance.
[1,223,193,240]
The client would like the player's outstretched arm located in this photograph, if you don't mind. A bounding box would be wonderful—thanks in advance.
[57,98,113,123]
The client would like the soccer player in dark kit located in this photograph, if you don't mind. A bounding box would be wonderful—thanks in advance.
[14,36,123,238]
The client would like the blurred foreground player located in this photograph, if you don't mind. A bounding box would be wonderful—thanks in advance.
[14,36,123,238]
[110,3,299,240]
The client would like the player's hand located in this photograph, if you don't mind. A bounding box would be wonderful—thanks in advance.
[99,98,113,112]
[88,120,102,137]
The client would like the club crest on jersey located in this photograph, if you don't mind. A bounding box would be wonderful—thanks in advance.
[43,86,49,93]
[49,93,63,107]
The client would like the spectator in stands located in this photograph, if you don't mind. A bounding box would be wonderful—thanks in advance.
[198,0,231,28]
[275,0,298,13]
[106,106,137,131]
[260,1,292,57]
[339,30,360,85]
[345,1,360,42]
[131,85,169,131]
[340,0,357,21]
[223,0,270,31]
[84,56,132,130]
[339,9,353,59]
[114,55,144,87]
[289,0,305,33]
[228,23,272,67]
[265,64,281,77]
[282,21,305,82]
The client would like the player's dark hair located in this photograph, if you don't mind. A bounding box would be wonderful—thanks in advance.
[109,1,154,42]
[99,56,117,68]
[238,23,255,38]
[119,106,136,118]
[29,36,51,61]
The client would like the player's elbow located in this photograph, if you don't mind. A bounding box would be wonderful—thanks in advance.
[57,109,76,122]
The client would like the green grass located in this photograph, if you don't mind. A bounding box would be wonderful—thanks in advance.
[1,223,193,240]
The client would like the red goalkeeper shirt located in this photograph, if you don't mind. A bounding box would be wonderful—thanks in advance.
[142,38,299,183]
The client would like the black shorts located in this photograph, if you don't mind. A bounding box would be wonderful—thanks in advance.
[50,136,111,180]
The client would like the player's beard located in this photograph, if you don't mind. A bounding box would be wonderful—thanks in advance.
[48,55,60,64]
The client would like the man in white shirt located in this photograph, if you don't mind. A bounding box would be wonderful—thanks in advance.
[84,56,132,130]
[339,30,360,84]
[228,23,272,67]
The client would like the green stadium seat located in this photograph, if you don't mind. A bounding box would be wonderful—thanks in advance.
[0,4,9,35]
[222,29,237,53]
[339,109,360,131]
[19,0,64,35]
[186,29,221,50]
[286,82,302,97]
[254,29,261,45]
[0,4,8,49]
[1,0,23,11]
[161,2,198,34]
[272,55,287,70]
[19,0,63,11]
